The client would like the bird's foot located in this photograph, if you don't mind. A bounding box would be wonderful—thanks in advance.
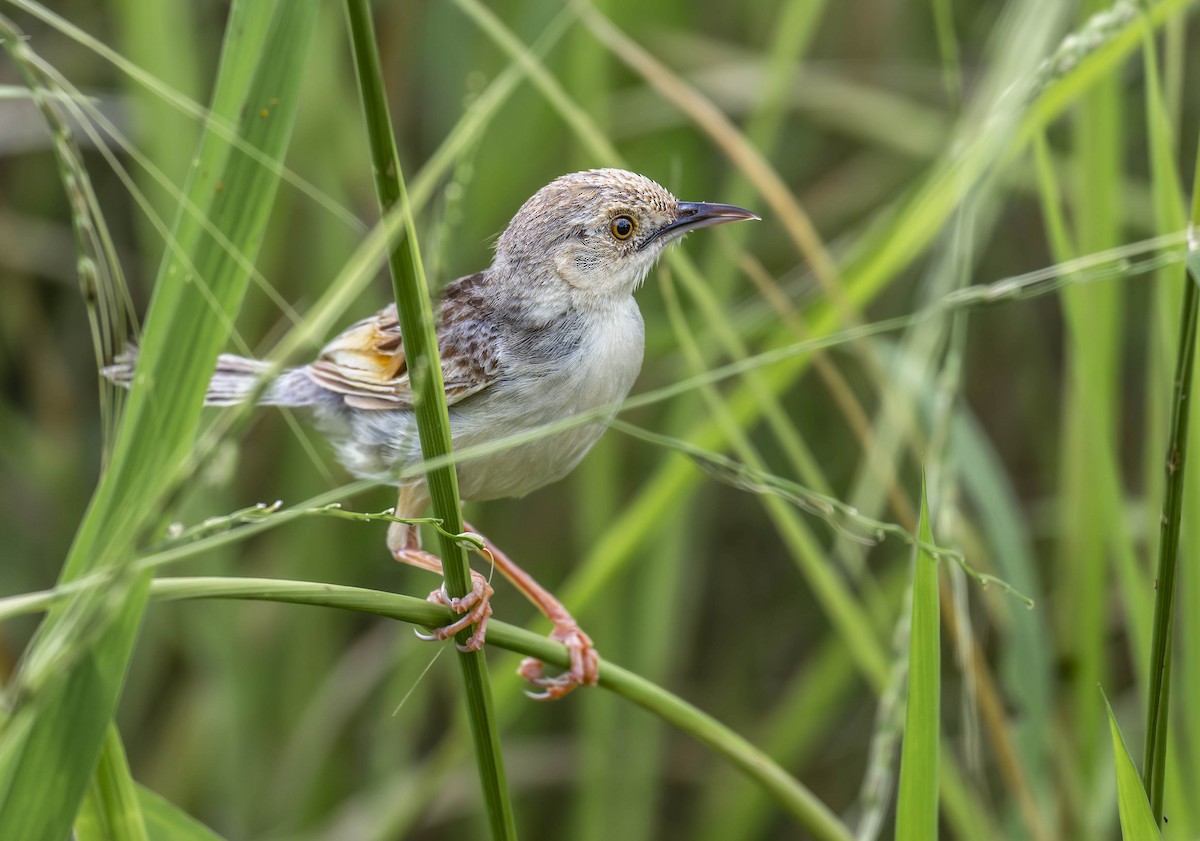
[414,569,494,652]
[517,622,599,701]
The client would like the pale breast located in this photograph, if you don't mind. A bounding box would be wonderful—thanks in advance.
[450,298,644,501]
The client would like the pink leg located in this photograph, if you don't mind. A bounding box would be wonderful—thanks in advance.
[388,491,492,653]
[386,484,598,700]
[463,521,599,700]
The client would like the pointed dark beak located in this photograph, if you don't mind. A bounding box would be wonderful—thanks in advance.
[641,201,760,249]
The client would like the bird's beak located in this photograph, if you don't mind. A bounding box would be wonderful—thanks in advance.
[642,201,760,249]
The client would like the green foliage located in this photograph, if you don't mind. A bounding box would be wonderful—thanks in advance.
[895,482,940,841]
[2,0,1200,839]
[0,2,317,838]
[75,728,150,841]
[1107,698,1164,841]
[137,786,227,841]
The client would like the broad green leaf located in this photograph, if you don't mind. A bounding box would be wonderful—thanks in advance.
[895,479,940,841]
[1104,697,1163,840]
[0,2,318,838]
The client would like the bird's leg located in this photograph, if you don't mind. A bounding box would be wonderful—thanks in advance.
[386,486,596,699]
[388,514,493,653]
[462,521,599,701]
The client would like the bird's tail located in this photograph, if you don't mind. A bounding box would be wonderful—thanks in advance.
[101,349,322,407]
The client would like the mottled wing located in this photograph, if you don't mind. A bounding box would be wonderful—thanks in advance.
[306,288,498,410]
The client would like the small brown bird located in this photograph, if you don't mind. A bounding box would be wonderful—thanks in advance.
[105,169,758,699]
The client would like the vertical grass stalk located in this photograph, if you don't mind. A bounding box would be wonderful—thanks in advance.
[342,1,516,836]
[1141,134,1200,820]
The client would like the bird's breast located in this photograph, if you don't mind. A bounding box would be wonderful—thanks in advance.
[451,299,645,501]
[551,300,645,412]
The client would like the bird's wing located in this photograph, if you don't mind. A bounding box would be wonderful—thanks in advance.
[306,295,498,411]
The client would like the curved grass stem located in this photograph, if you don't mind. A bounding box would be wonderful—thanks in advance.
[147,576,852,841]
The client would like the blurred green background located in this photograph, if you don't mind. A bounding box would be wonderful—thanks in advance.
[2,0,1199,838]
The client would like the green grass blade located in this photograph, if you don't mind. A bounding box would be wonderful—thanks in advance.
[0,2,318,837]
[5,0,360,233]
[1143,247,1200,818]
[137,787,227,841]
[111,0,202,242]
[895,480,940,841]
[1060,0,1126,782]
[74,727,150,841]
[1106,697,1164,840]
[342,1,515,836]
[1139,16,1198,823]
[930,0,962,104]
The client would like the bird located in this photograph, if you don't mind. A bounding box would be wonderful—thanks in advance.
[103,168,758,699]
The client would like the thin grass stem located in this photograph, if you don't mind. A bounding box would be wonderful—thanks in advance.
[1141,142,1200,824]
[145,576,853,841]
[342,2,515,835]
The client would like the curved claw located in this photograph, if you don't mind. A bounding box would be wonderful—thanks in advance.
[516,623,599,701]
[418,571,493,651]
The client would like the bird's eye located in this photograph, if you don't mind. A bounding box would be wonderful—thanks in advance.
[610,215,635,241]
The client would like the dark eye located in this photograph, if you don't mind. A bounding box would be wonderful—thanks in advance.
[610,215,635,241]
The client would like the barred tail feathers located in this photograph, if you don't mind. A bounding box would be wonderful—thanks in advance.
[101,350,321,407]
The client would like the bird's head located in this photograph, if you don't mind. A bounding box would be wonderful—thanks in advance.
[494,169,758,304]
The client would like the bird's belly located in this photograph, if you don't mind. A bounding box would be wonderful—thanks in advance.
[451,310,644,501]
[328,384,619,497]
[451,414,608,501]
